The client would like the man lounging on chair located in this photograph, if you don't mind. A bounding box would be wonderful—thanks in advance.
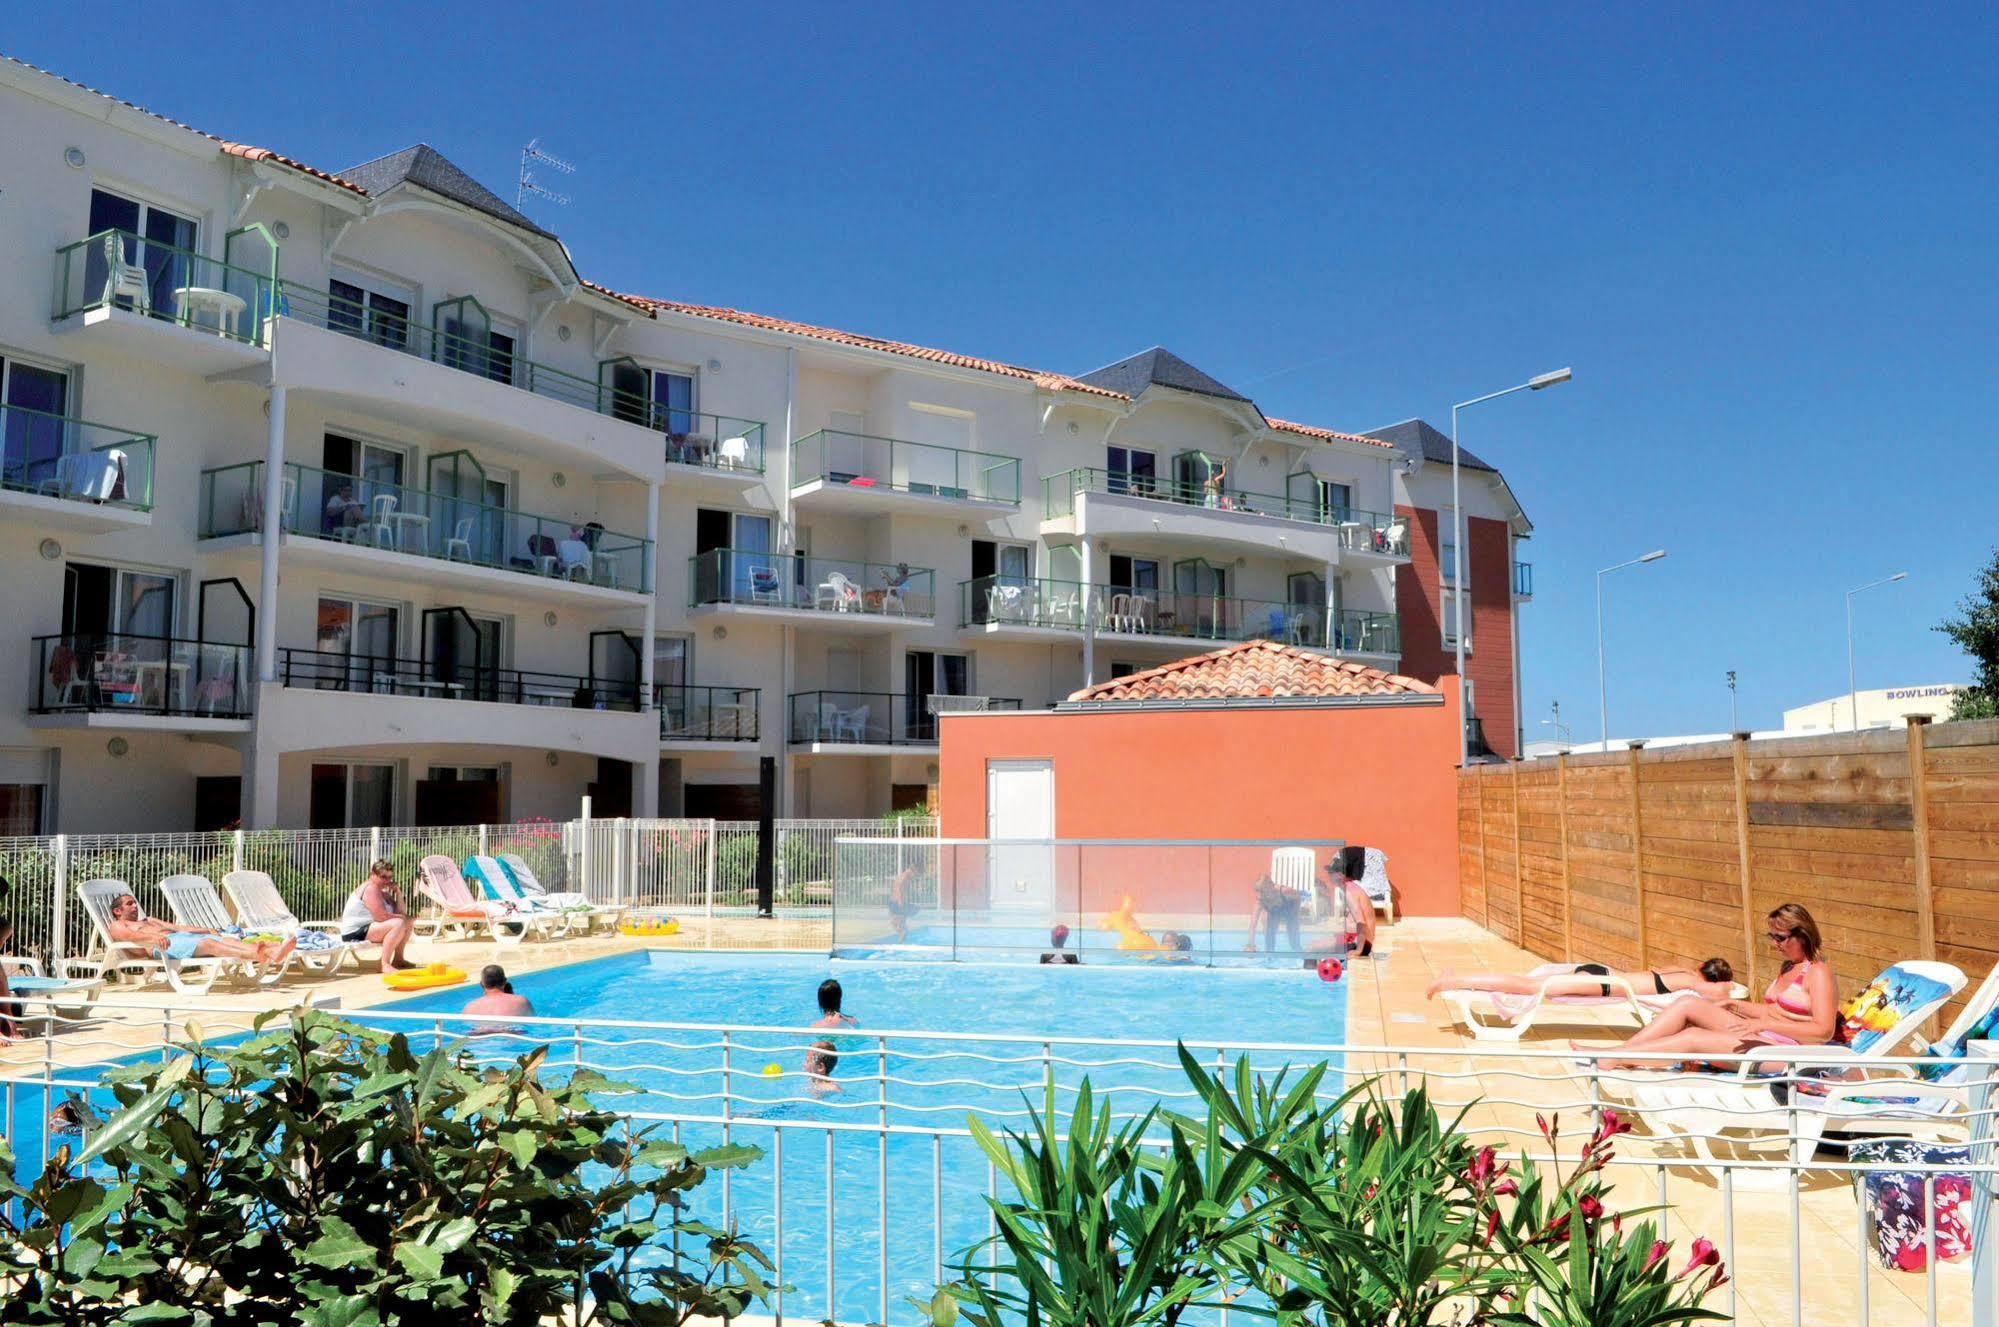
[105,892,296,972]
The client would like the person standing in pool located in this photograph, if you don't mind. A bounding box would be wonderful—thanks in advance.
[812,978,857,1029]
[1040,922,1080,964]
[886,864,921,941]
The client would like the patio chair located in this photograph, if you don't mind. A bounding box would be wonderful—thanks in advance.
[221,868,374,975]
[413,855,532,946]
[496,852,625,932]
[554,538,592,582]
[717,436,751,469]
[462,856,572,938]
[836,704,871,742]
[1592,960,1970,1164]
[1382,520,1409,555]
[1270,847,1321,922]
[159,874,299,985]
[0,955,104,1031]
[100,232,151,313]
[817,571,859,611]
[64,878,228,996]
[749,566,784,604]
[1442,963,1749,1044]
[444,517,475,562]
[367,493,398,548]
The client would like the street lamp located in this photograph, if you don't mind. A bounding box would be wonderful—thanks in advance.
[1726,670,1738,732]
[1452,367,1571,762]
[1846,572,1908,731]
[1541,699,1572,748]
[1597,549,1666,747]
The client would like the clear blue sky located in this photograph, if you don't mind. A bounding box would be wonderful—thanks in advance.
[11,3,1995,738]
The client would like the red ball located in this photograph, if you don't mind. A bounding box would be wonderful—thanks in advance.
[1317,957,1343,982]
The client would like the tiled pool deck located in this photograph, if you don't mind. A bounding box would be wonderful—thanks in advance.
[0,914,1964,1326]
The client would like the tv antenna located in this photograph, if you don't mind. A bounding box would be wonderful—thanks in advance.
[516,137,574,214]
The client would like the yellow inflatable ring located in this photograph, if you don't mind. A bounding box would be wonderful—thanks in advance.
[618,916,681,937]
[383,963,469,991]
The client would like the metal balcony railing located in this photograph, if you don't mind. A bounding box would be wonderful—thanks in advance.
[53,228,280,346]
[957,575,1400,655]
[788,691,1022,746]
[688,549,935,618]
[1043,467,1349,525]
[278,649,641,710]
[791,430,1020,504]
[656,684,760,742]
[2,405,155,511]
[31,634,250,718]
[199,461,652,593]
[1513,560,1534,596]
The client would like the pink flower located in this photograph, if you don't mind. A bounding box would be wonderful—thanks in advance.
[1678,1237,1719,1279]
[1486,1209,1500,1242]
[1495,1179,1518,1197]
[1589,1110,1633,1148]
[1643,1240,1669,1273]
[1578,1194,1603,1222]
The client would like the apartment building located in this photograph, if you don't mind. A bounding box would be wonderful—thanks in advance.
[0,57,1509,833]
[1365,419,1534,759]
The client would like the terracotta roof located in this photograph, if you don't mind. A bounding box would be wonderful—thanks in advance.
[579,279,656,313]
[219,141,369,197]
[641,298,1130,399]
[1065,640,1436,704]
[1268,417,1395,450]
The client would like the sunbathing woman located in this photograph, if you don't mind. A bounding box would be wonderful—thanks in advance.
[1426,956,1736,1002]
[1578,903,1839,1068]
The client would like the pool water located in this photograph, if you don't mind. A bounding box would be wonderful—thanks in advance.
[837,921,1340,965]
[15,951,1348,1322]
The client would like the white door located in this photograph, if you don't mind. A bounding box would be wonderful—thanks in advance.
[986,759,1053,913]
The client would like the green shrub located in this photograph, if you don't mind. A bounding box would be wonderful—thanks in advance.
[0,1009,779,1326]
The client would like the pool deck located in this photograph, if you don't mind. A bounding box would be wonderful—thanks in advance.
[0,912,1963,1325]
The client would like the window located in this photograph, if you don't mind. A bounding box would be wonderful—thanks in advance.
[1107,555,1159,597]
[1318,480,1352,523]
[0,354,72,492]
[652,371,696,434]
[970,541,1034,623]
[905,651,969,740]
[1442,588,1473,653]
[86,188,197,319]
[317,434,409,537]
[63,562,178,641]
[328,276,412,350]
[1173,560,1230,636]
[427,766,501,783]
[1440,538,1462,587]
[315,596,401,689]
[434,298,517,385]
[695,508,772,603]
[1109,662,1140,680]
[1106,446,1156,496]
[0,783,46,835]
[310,762,395,830]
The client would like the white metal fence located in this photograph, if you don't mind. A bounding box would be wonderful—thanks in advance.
[1,1001,1993,1327]
[0,815,936,961]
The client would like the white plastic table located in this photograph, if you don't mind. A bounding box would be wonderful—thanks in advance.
[390,511,431,553]
[172,286,247,337]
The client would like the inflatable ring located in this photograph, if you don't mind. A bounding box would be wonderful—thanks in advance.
[618,916,681,937]
[383,963,469,991]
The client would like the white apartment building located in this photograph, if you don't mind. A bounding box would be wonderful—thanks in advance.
[0,58,1422,833]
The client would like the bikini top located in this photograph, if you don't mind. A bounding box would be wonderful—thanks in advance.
[1764,960,1815,1015]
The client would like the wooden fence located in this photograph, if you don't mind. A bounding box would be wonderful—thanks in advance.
[1457,717,1999,1023]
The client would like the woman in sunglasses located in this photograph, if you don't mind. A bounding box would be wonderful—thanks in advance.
[1581,903,1838,1067]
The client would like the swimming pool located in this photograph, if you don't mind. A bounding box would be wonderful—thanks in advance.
[12,950,1349,1322]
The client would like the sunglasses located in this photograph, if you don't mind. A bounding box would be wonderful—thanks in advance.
[1767,929,1796,943]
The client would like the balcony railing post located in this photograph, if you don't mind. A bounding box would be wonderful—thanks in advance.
[50,834,68,966]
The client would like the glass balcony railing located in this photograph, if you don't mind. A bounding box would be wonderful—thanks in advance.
[53,229,280,345]
[657,684,760,742]
[1513,560,1534,596]
[788,691,1022,746]
[2,405,155,511]
[1044,468,1347,525]
[688,549,936,619]
[1334,509,1410,557]
[32,634,250,718]
[656,410,766,474]
[198,461,652,593]
[957,575,1400,654]
[278,648,641,710]
[791,429,1020,505]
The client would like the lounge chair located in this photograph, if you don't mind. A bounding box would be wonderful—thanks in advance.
[1441,963,1748,1044]
[462,856,573,939]
[220,869,376,975]
[159,874,299,984]
[1592,959,1969,1165]
[413,855,534,946]
[63,878,229,996]
[1,956,104,1030]
[496,852,626,932]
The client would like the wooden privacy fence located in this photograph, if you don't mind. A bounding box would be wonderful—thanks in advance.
[1457,717,1999,1022]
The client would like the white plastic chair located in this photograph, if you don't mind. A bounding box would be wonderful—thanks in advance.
[66,878,225,995]
[1383,520,1409,555]
[817,571,858,611]
[555,539,592,582]
[221,869,371,974]
[101,233,150,313]
[1271,847,1320,922]
[836,704,870,742]
[367,493,398,548]
[717,436,750,469]
[444,517,474,562]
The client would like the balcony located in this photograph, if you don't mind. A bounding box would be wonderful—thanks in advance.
[687,550,936,631]
[28,634,251,732]
[957,575,1400,659]
[278,649,641,709]
[790,430,1020,515]
[657,684,760,747]
[198,461,652,605]
[1,405,156,533]
[652,408,767,492]
[788,691,1022,752]
[1513,560,1534,600]
[1333,508,1412,565]
[1041,469,1344,562]
[52,228,278,374]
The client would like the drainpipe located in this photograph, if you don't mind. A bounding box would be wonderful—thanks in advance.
[1080,536,1097,687]
[641,480,659,705]
[255,383,286,683]
[778,348,798,815]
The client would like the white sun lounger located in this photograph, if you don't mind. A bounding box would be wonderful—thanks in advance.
[1,956,104,1030]
[464,855,574,938]
[221,869,376,975]
[64,878,230,996]
[413,855,535,946]
[497,852,625,932]
[158,874,297,985]
[1591,959,1971,1165]
[1441,963,1747,1043]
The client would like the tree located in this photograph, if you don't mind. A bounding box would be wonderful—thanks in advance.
[1938,548,1999,720]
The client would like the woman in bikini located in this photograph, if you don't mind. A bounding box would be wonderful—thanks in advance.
[1579,903,1839,1068]
[1427,956,1735,1002]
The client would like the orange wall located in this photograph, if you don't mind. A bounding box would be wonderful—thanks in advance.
[938,681,1465,916]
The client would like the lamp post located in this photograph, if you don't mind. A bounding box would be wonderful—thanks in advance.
[1452,367,1570,763]
[1846,572,1908,731]
[1597,549,1667,748]
[1726,670,1738,732]
[1541,700,1571,749]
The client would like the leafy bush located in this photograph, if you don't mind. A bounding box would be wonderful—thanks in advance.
[0,1009,779,1326]
[937,1049,1727,1327]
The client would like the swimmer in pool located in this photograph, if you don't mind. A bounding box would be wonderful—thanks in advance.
[812,978,857,1030]
[1040,922,1079,965]
[804,1039,841,1096]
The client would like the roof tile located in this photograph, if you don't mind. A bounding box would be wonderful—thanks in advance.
[1066,640,1435,704]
